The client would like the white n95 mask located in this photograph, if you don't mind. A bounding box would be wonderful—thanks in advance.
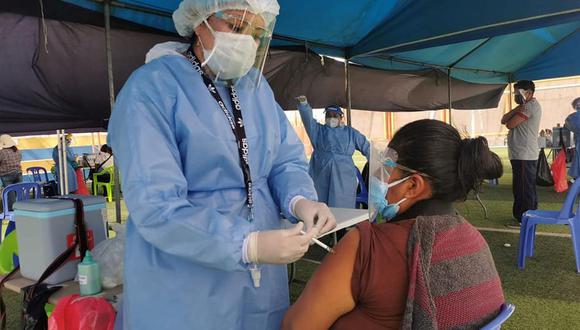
[202,21,258,80]
[326,118,340,128]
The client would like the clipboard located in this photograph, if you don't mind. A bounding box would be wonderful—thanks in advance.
[283,207,369,238]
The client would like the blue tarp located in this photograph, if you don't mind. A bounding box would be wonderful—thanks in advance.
[63,0,580,84]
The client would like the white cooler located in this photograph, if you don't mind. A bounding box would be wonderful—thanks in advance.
[14,195,108,284]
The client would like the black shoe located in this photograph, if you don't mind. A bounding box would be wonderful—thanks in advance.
[505,221,521,229]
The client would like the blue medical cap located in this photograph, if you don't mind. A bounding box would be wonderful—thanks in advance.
[324,105,344,116]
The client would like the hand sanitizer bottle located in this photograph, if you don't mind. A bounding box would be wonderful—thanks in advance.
[78,250,102,296]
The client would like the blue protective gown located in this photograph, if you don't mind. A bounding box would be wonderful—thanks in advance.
[52,146,78,193]
[108,55,317,330]
[565,111,580,178]
[298,103,370,208]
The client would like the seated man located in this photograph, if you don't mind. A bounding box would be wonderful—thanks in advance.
[283,120,505,330]
[93,144,114,182]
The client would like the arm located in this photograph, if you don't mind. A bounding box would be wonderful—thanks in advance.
[268,103,318,221]
[353,129,371,159]
[107,76,251,272]
[65,149,76,162]
[505,104,531,129]
[282,229,359,330]
[501,104,525,125]
[297,102,322,147]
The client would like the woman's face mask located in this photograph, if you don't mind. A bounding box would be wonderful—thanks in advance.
[201,20,258,80]
[369,176,410,222]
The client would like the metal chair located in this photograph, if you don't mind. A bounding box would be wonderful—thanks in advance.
[481,303,516,330]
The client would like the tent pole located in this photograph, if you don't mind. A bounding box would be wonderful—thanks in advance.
[345,61,352,126]
[104,0,122,224]
[508,75,514,110]
[447,68,452,125]
[56,130,64,195]
[61,130,69,195]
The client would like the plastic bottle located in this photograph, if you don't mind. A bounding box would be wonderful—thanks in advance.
[78,250,102,296]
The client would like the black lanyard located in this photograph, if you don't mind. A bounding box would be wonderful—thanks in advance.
[186,48,254,221]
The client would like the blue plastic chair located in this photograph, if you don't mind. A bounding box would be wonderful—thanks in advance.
[481,303,516,330]
[1,182,41,242]
[26,166,49,183]
[355,168,367,209]
[517,179,580,272]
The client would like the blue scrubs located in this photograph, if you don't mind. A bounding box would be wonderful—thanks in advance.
[108,55,316,329]
[565,111,580,178]
[298,103,370,208]
[52,145,78,193]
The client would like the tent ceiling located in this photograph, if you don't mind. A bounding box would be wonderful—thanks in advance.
[62,0,580,83]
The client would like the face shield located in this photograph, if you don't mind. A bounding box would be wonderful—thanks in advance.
[368,141,429,223]
[173,0,280,88]
[368,141,398,223]
[201,9,275,86]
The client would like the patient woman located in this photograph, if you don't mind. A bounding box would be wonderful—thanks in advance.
[283,119,505,330]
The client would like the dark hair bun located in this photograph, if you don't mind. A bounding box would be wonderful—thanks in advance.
[458,137,503,198]
[389,119,503,202]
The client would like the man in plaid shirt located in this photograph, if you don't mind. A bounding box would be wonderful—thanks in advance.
[0,134,23,189]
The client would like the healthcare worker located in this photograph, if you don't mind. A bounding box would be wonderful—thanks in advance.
[565,97,580,178]
[107,1,336,329]
[296,96,371,208]
[52,133,78,193]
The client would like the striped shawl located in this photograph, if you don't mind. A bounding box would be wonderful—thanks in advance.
[401,215,504,330]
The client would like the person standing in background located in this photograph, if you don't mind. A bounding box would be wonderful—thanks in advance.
[0,134,22,187]
[296,96,370,208]
[501,80,542,227]
[565,97,580,179]
[0,134,23,211]
[52,133,78,194]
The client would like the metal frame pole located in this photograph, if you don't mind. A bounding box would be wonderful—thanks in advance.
[61,130,69,195]
[447,68,452,125]
[104,0,122,223]
[345,61,352,126]
[56,130,65,195]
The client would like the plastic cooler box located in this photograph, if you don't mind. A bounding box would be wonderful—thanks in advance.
[13,195,108,284]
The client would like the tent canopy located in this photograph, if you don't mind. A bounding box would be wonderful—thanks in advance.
[2,0,580,134]
[64,0,580,83]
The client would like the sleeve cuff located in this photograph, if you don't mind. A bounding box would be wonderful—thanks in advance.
[242,234,251,264]
[297,103,311,112]
[515,112,529,120]
[290,195,307,218]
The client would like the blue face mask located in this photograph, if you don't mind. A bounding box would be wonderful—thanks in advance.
[369,176,410,223]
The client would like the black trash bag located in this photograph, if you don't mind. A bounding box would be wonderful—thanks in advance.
[21,284,61,330]
[536,148,554,186]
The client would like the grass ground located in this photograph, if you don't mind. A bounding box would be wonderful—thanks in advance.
[3,147,579,329]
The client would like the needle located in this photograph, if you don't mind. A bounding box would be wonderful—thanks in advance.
[300,230,335,254]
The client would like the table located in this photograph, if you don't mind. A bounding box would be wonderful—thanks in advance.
[2,271,122,305]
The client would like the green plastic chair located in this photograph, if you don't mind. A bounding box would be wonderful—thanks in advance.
[0,230,18,274]
[93,167,117,202]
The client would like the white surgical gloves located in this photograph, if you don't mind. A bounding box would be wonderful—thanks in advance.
[293,198,336,235]
[246,222,317,264]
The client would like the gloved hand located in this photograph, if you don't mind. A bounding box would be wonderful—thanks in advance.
[296,95,308,105]
[246,222,317,264]
[293,199,336,236]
